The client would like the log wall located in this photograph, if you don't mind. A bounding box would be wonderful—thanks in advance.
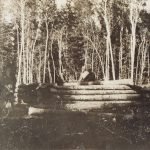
[50,84,141,101]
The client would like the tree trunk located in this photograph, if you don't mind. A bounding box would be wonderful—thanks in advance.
[31,29,38,83]
[16,23,21,87]
[103,0,115,80]
[50,37,56,83]
[119,26,123,79]
[105,37,109,80]
[84,35,105,79]
[48,59,52,83]
[38,48,42,83]
[139,41,148,84]
[84,40,88,69]
[57,29,65,81]
[92,48,94,72]
[135,41,142,84]
[43,21,49,83]
[26,35,29,84]
[129,0,140,81]
[21,0,26,84]
[148,51,150,84]
[16,0,25,87]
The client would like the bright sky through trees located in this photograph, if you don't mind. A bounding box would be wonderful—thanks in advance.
[55,0,67,9]
[2,0,150,23]
[146,0,150,12]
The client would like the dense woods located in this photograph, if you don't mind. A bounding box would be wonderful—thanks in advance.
[0,0,149,90]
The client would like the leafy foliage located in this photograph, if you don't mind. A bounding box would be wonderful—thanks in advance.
[0,0,149,85]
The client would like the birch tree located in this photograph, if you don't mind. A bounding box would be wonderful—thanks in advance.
[91,0,115,80]
[129,0,141,81]
[16,0,26,87]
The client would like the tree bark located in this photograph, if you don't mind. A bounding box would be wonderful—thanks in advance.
[84,35,105,79]
[103,0,115,80]
[119,26,123,79]
[43,21,49,83]
[57,28,65,81]
[50,36,56,83]
[129,0,140,81]
[148,51,150,84]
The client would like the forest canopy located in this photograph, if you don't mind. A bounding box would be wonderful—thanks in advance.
[0,0,149,88]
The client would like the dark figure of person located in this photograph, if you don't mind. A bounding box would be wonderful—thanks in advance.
[84,69,96,82]
[78,66,95,82]
[78,66,89,82]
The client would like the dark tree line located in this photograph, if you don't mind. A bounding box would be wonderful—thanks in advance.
[0,0,149,90]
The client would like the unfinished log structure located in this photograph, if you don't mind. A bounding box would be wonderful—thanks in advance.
[50,80,140,101]
[28,79,146,115]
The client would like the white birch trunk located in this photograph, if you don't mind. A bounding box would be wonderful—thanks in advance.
[103,0,115,80]
[57,29,65,81]
[16,0,25,87]
[43,21,49,83]
[50,37,56,83]
[84,35,105,78]
[148,51,150,84]
[119,26,123,79]
[38,48,42,83]
[140,42,148,84]
[129,0,140,81]
[135,41,143,84]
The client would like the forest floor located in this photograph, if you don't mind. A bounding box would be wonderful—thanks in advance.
[1,102,150,150]
[0,83,150,150]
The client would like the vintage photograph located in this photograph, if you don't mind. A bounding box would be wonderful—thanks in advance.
[0,0,150,149]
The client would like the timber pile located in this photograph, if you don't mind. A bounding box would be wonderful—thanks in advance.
[27,80,146,115]
[41,80,142,113]
[63,79,134,86]
[50,79,139,101]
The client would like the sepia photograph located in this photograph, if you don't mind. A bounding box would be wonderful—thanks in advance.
[0,0,150,149]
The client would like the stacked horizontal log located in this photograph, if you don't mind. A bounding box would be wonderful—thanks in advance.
[29,83,143,115]
[23,80,145,115]
[50,84,141,101]
[63,79,133,86]
[50,89,137,95]
[53,84,133,90]
[47,83,142,112]
[59,94,141,101]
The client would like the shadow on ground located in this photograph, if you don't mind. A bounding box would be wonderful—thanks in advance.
[1,103,150,150]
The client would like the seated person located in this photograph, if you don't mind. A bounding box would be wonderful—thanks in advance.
[84,69,96,82]
[78,66,95,82]
[78,66,89,82]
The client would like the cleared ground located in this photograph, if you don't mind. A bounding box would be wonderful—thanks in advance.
[0,103,150,150]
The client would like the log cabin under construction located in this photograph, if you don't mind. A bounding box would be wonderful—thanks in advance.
[28,79,150,115]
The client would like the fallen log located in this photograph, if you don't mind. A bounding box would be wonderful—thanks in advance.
[28,106,52,115]
[28,100,149,114]
[61,94,141,101]
[65,101,144,111]
[100,79,133,85]
[50,88,138,95]
[63,79,133,86]
[53,84,132,90]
